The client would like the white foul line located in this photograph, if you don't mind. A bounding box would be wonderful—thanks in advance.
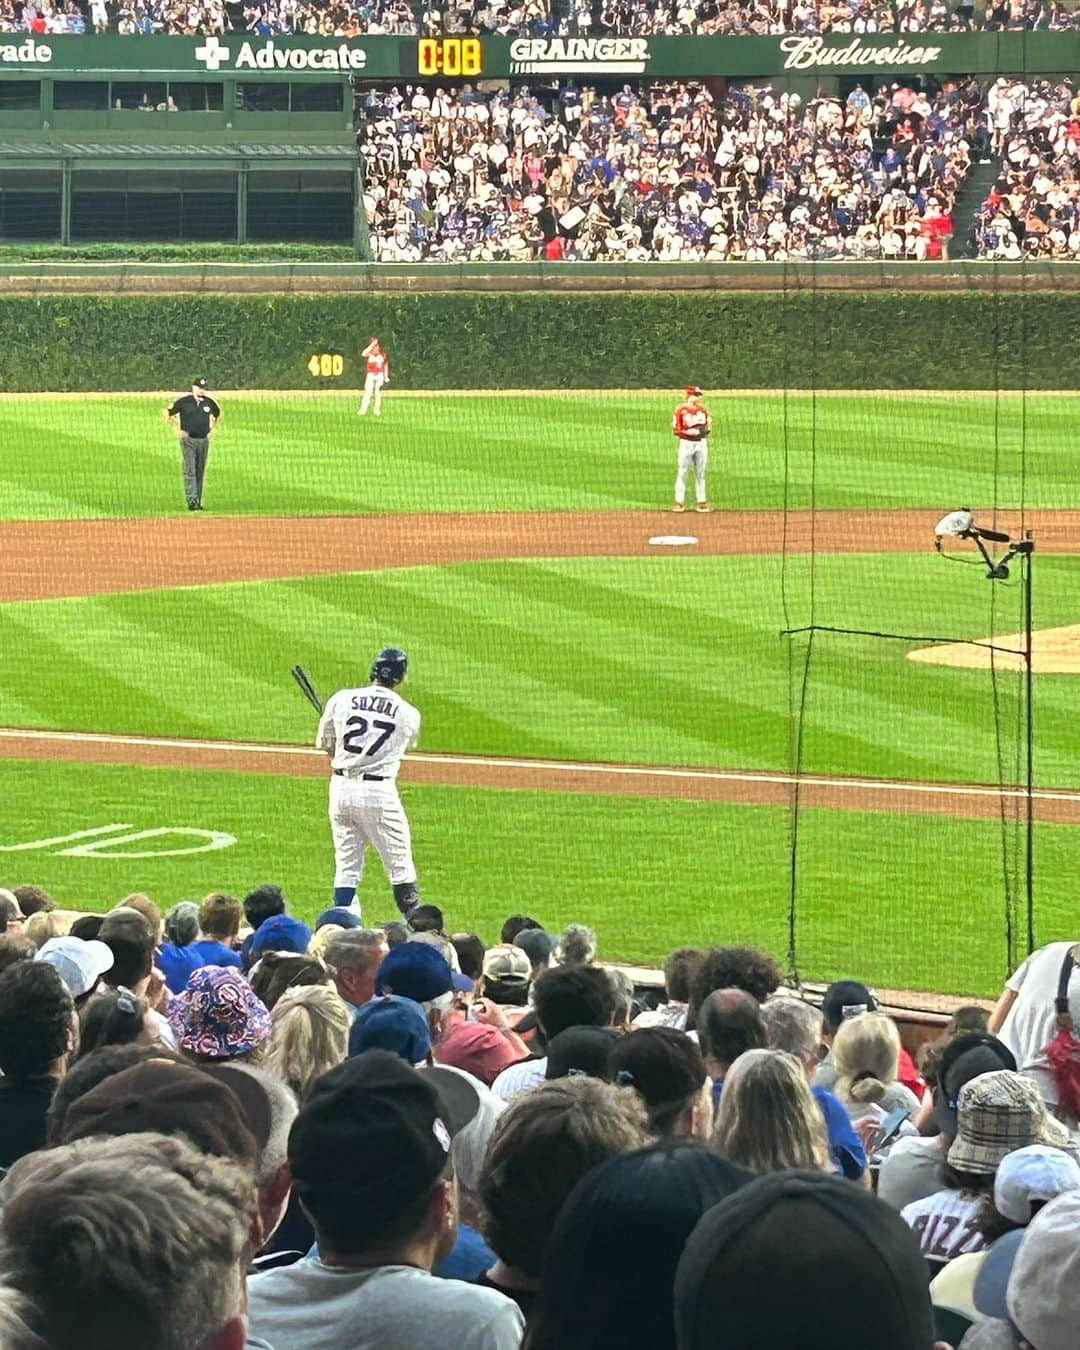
[0,726,1077,805]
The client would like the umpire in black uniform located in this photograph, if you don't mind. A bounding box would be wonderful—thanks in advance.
[162,377,222,511]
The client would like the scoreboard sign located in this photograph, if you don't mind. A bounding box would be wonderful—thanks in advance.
[0,32,1074,79]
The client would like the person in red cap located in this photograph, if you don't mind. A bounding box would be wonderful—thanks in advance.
[671,386,712,513]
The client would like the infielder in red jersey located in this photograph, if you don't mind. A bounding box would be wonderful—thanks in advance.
[358,337,390,417]
[671,385,712,512]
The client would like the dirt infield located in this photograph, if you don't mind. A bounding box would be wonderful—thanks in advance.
[2,507,1077,604]
[2,727,1079,824]
[1,505,1076,819]
[910,624,1080,674]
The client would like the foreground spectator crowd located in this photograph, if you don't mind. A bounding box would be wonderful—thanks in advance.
[0,877,1076,1348]
[358,78,972,261]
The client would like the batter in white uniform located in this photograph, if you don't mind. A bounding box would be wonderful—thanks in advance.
[317,645,422,917]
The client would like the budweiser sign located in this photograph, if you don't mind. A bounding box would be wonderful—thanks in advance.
[780,36,943,70]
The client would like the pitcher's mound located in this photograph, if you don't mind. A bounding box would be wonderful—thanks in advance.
[908,625,1080,674]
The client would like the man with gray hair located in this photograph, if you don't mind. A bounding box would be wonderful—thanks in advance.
[158,900,204,994]
[325,928,389,1019]
[763,996,868,1186]
[554,923,596,967]
[608,968,636,1030]
[763,996,824,1074]
[0,1131,263,1350]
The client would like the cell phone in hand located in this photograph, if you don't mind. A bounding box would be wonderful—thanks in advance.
[873,1106,911,1153]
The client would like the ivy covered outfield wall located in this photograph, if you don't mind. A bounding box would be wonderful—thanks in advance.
[1,291,1071,391]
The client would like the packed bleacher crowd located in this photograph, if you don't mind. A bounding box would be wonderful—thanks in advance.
[357,78,974,261]
[971,75,1080,256]
[5,0,1080,37]
[0,875,1076,1349]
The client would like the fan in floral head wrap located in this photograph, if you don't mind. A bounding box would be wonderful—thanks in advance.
[169,965,271,1062]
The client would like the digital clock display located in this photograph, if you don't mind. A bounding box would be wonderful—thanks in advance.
[308,352,344,378]
[416,37,483,78]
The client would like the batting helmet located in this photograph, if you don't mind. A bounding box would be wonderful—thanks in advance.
[371,646,408,686]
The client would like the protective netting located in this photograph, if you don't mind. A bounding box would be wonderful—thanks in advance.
[3,71,1079,1003]
[779,269,1041,1002]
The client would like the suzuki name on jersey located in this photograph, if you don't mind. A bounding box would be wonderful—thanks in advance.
[350,693,398,715]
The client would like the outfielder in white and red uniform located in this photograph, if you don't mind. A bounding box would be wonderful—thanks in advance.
[359,337,389,417]
[671,385,712,513]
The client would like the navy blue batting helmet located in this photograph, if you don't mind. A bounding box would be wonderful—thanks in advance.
[371,646,408,685]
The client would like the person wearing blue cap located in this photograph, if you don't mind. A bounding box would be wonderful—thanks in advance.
[250,914,313,963]
[377,941,455,1008]
[314,907,363,934]
[349,995,432,1065]
[375,942,455,1045]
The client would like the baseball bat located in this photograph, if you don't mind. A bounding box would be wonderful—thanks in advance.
[291,665,324,713]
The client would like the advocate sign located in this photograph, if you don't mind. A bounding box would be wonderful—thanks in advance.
[193,34,368,72]
[0,38,52,64]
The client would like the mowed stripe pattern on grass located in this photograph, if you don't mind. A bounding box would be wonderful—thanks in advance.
[2,755,1077,995]
[1,555,1078,787]
[0,391,1077,520]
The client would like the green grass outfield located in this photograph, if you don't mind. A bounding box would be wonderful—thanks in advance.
[2,555,1079,787]
[0,390,1076,520]
[2,758,1076,996]
[3,388,1078,994]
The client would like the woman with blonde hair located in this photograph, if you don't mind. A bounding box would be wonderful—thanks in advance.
[264,983,350,1101]
[831,1012,920,1125]
[713,1049,831,1175]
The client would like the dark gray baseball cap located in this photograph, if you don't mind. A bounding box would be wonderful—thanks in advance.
[932,1033,1018,1136]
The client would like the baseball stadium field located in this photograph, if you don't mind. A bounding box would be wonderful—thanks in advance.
[1,388,1078,998]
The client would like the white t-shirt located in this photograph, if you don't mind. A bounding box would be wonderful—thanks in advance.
[248,1259,523,1350]
[316,684,420,779]
[901,1189,986,1262]
[877,1134,947,1212]
[632,1002,688,1031]
[490,1057,547,1104]
[1001,941,1080,1107]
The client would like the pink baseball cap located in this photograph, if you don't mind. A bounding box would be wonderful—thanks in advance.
[435,1020,520,1087]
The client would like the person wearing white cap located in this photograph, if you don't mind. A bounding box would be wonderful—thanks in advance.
[930,1144,1080,1326]
[959,1190,1080,1349]
[35,937,114,1005]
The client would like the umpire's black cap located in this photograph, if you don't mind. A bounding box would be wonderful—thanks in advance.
[193,377,209,388]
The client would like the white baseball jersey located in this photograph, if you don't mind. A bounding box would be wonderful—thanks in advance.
[316,684,420,778]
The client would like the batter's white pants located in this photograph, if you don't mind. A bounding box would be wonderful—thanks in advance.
[359,372,385,416]
[329,777,416,888]
[675,438,709,505]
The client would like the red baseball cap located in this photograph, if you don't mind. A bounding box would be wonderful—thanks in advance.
[686,385,703,396]
[435,1019,520,1087]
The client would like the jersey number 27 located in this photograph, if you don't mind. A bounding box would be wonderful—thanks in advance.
[342,715,396,757]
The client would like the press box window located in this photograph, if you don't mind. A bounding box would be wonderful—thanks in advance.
[168,82,224,112]
[236,83,289,113]
[111,82,168,110]
[290,83,344,112]
[53,81,109,111]
[0,81,40,111]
